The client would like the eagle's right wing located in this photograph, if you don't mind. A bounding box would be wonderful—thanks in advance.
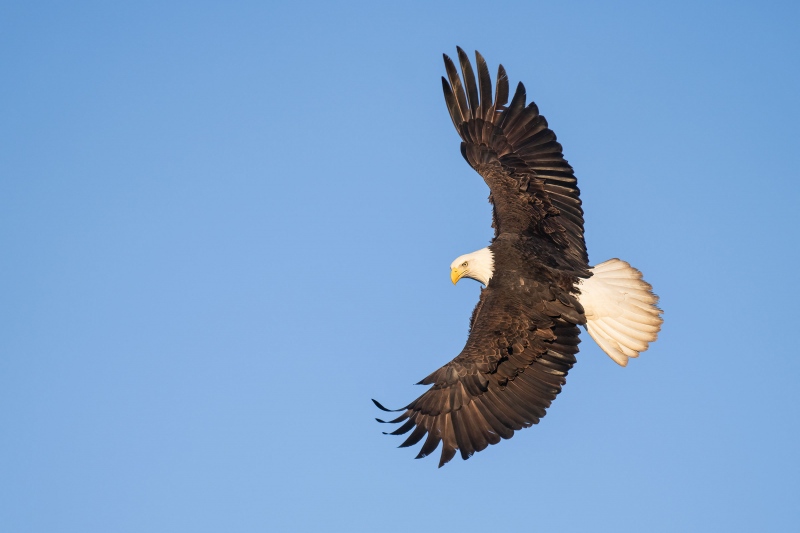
[375,280,584,467]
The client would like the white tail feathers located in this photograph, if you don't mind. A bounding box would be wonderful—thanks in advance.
[577,259,663,367]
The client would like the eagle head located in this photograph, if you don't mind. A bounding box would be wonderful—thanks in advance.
[450,248,494,287]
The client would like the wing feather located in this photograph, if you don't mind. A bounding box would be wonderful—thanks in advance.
[456,47,480,119]
[475,51,493,119]
[474,396,515,438]
[494,64,509,113]
[399,423,428,448]
[443,54,470,124]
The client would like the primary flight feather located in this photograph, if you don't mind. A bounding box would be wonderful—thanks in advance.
[375,48,663,467]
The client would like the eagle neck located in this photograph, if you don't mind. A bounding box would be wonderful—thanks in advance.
[471,247,495,287]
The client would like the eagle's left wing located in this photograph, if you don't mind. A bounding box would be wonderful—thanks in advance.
[442,48,588,273]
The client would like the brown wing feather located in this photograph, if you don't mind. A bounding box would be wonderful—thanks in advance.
[442,48,588,270]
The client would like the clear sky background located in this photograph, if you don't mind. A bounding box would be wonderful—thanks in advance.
[2,1,799,531]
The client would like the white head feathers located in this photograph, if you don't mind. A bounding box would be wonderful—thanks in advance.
[450,247,495,287]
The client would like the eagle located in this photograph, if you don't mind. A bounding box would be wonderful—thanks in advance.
[374,48,663,467]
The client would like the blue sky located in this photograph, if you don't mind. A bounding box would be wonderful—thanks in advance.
[2,1,799,531]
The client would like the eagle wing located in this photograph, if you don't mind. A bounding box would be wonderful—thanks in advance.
[375,280,584,467]
[442,48,588,271]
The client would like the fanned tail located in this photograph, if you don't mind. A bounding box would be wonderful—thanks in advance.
[577,259,663,366]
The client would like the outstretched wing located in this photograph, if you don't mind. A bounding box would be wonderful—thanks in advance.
[442,48,588,270]
[375,281,584,467]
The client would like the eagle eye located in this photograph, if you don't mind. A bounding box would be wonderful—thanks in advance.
[462,261,468,267]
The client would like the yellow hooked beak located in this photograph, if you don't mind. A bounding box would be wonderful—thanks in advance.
[451,267,465,285]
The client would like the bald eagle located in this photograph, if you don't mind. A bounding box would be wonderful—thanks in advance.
[375,49,663,467]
